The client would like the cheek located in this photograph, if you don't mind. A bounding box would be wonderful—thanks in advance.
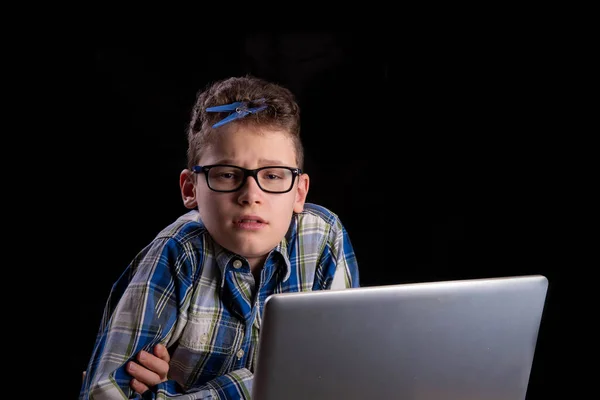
[197,193,227,219]
[271,196,297,225]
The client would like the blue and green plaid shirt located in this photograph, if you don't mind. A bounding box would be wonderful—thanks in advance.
[80,203,360,399]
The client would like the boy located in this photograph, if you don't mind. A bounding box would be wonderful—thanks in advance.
[80,75,360,399]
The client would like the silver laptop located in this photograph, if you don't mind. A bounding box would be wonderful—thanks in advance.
[252,274,548,400]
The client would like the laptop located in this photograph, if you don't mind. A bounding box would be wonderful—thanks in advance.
[252,274,548,400]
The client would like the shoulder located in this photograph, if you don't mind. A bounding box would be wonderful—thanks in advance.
[296,203,342,227]
[153,210,208,246]
[291,203,348,245]
[124,211,209,289]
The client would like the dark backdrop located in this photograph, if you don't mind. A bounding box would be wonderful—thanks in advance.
[54,33,570,399]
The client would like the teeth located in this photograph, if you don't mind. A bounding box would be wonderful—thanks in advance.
[241,219,260,223]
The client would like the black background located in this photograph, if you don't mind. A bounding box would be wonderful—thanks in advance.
[30,33,579,399]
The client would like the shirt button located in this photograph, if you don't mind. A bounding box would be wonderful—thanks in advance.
[233,259,243,269]
[236,349,245,359]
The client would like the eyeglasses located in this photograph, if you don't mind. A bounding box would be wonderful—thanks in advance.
[192,164,303,193]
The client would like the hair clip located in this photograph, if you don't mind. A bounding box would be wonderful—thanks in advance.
[206,98,268,128]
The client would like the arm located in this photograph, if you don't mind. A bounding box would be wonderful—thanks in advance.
[330,218,360,289]
[80,237,198,399]
[130,347,253,400]
[148,369,253,399]
[317,216,360,290]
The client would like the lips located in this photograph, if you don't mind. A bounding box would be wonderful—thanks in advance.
[237,215,266,224]
[234,215,267,231]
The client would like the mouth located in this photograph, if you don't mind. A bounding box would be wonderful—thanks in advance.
[234,216,267,230]
[236,215,266,223]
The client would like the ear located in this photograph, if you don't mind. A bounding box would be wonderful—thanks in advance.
[293,173,310,213]
[180,169,198,209]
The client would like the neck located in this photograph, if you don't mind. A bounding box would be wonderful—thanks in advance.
[250,257,266,281]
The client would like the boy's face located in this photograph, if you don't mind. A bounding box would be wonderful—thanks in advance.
[182,124,309,270]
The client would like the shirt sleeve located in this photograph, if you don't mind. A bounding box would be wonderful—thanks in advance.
[80,236,199,399]
[320,216,360,290]
[146,368,253,399]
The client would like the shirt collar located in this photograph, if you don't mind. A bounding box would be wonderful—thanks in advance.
[273,239,292,282]
[213,237,292,289]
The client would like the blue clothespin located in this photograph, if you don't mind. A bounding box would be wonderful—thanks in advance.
[206,98,268,128]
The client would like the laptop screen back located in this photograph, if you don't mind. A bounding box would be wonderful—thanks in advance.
[252,275,548,400]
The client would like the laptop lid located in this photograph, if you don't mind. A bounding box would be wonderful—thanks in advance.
[252,274,548,400]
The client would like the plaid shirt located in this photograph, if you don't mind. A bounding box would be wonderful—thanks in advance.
[80,203,360,399]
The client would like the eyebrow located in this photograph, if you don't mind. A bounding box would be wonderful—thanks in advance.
[214,159,288,166]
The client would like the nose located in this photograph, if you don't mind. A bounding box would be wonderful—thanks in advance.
[237,175,263,205]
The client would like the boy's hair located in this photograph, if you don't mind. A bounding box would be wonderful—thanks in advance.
[187,75,304,170]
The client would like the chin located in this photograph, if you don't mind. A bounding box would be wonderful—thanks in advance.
[228,240,275,260]
[235,246,271,260]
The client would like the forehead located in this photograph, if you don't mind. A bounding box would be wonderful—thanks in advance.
[201,124,297,165]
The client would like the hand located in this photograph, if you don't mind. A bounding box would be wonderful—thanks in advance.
[127,344,171,395]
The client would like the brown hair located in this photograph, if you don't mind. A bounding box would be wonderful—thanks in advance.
[186,75,303,170]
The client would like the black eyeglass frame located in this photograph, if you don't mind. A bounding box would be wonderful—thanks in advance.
[192,164,303,193]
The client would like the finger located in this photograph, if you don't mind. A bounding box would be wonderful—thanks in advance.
[127,360,161,387]
[137,350,169,381]
[154,344,171,363]
[130,378,150,395]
